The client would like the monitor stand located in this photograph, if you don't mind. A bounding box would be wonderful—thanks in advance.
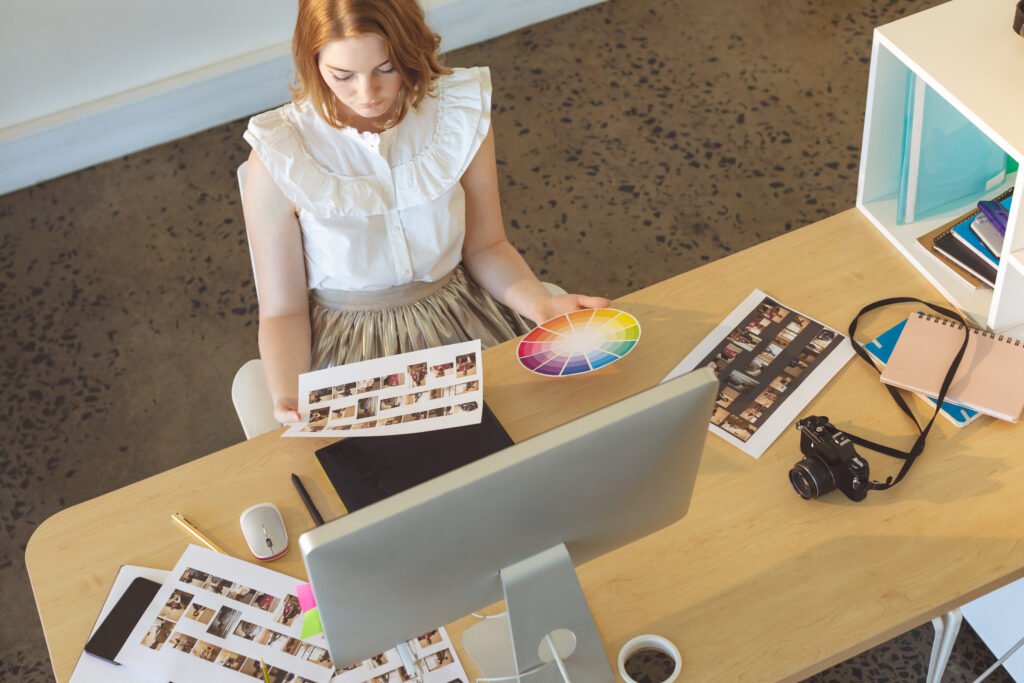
[462,543,615,682]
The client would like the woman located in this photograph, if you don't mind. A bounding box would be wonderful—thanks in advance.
[242,0,608,423]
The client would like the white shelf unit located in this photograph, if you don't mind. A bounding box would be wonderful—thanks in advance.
[857,0,1024,333]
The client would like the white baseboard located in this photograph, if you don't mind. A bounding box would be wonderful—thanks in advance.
[0,0,605,196]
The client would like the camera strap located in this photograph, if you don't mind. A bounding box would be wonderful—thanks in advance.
[846,297,970,491]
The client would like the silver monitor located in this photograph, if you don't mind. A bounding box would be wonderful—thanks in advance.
[300,367,717,681]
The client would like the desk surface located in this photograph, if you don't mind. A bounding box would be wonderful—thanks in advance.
[27,208,1024,682]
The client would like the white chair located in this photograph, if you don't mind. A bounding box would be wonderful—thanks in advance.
[230,161,569,439]
[231,359,280,439]
[233,161,279,439]
[237,161,258,299]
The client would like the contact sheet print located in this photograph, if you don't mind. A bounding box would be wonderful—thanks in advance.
[286,340,483,438]
[118,545,337,683]
[330,628,467,683]
[664,290,854,458]
[116,546,469,683]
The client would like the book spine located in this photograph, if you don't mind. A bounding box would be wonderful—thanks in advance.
[950,231,994,266]
[931,241,997,287]
[951,225,999,267]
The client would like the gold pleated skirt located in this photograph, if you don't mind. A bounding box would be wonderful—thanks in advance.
[310,265,533,369]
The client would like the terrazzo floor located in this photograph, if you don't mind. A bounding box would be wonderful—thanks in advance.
[1,0,1016,680]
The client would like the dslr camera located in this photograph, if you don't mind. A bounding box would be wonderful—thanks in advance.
[789,416,871,501]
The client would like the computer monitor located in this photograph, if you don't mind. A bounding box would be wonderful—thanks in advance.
[299,367,717,681]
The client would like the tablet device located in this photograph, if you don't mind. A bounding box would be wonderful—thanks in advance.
[84,576,162,662]
[315,402,513,513]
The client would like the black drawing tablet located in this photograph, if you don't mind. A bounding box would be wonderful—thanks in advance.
[315,402,514,513]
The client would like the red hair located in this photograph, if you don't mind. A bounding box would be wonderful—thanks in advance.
[291,0,451,128]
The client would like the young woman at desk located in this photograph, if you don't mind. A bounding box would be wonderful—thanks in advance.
[242,0,608,423]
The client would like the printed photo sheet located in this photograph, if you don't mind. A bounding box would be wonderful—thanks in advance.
[117,545,335,683]
[329,627,468,683]
[663,289,854,458]
[286,340,484,438]
[116,545,469,683]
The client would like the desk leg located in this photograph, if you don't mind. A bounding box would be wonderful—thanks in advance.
[927,609,962,683]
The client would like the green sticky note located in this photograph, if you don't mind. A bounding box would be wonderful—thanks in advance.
[301,606,323,639]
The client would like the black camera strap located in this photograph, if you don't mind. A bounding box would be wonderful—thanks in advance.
[846,297,971,490]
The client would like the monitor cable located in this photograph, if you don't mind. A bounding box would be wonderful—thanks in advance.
[476,661,556,682]
[469,613,570,682]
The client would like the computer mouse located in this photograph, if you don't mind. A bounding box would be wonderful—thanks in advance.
[239,503,289,560]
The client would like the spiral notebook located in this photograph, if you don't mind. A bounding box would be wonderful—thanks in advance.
[880,313,1024,423]
[863,316,981,428]
[922,188,1014,289]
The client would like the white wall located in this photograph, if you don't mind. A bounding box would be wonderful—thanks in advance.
[0,0,605,195]
[0,1,295,132]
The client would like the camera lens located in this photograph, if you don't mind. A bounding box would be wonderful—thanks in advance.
[789,458,836,499]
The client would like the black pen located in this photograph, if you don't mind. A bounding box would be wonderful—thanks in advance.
[291,473,325,526]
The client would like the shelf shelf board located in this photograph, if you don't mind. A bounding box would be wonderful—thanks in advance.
[1008,248,1024,277]
[858,197,992,325]
[876,0,1024,161]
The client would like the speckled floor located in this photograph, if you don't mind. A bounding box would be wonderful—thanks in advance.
[1,0,1017,681]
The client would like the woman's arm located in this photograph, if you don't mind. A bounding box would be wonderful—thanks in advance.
[460,128,609,324]
[241,150,312,423]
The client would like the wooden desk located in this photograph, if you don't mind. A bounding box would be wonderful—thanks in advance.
[27,209,1024,682]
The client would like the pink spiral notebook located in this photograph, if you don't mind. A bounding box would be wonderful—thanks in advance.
[880,313,1024,423]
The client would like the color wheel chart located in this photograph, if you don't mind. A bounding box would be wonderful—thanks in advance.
[517,308,641,377]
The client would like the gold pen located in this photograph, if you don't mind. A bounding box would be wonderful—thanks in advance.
[260,657,271,683]
[171,513,226,554]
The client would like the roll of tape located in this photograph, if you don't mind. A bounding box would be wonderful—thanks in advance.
[1015,0,1024,36]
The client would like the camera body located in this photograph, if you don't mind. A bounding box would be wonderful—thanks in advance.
[790,416,871,501]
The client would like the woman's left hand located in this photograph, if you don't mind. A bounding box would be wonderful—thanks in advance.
[527,294,611,324]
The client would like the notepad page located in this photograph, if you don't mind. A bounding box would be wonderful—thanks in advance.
[880,313,1024,422]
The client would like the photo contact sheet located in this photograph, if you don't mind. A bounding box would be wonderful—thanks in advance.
[117,545,469,683]
[664,290,854,458]
[287,340,484,437]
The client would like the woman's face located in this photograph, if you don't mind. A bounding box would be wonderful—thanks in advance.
[318,34,402,122]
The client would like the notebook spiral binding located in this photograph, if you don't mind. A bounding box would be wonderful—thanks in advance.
[915,312,1024,345]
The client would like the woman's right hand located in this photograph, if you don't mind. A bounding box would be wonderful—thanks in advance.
[274,397,302,425]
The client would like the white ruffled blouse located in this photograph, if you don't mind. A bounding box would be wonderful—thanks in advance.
[243,66,492,292]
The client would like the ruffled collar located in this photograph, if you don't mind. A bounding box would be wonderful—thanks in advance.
[243,67,492,217]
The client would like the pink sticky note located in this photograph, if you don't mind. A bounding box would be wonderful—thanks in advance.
[296,582,317,613]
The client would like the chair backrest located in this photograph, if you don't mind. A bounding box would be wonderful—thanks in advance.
[234,162,278,439]
[237,161,259,301]
[231,358,280,439]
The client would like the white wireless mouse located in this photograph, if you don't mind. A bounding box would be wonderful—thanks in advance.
[239,503,289,560]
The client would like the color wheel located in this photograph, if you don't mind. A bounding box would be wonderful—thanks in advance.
[517,308,641,377]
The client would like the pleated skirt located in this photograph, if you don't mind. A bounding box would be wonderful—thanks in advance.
[310,265,533,370]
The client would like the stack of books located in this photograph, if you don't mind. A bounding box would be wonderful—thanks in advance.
[916,188,1013,289]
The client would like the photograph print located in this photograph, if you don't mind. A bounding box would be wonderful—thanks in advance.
[158,589,193,621]
[206,605,241,638]
[179,568,209,586]
[289,339,485,439]
[168,632,197,653]
[184,603,215,625]
[408,362,427,387]
[456,353,477,377]
[664,290,853,458]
